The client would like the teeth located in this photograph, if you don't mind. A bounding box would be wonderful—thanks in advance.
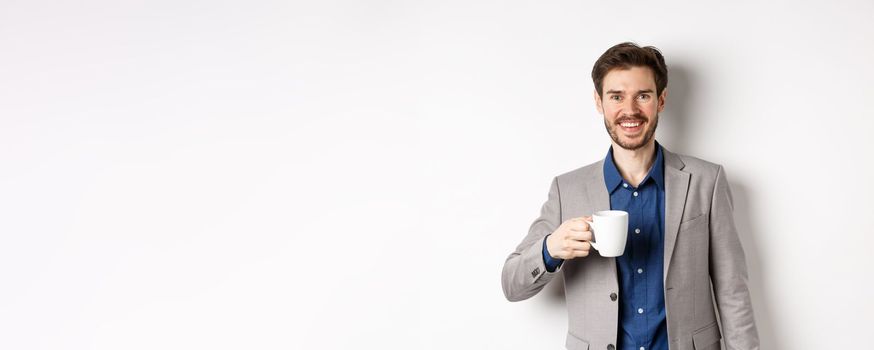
[621,122,640,127]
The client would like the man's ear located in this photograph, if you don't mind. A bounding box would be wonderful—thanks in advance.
[594,90,604,115]
[658,88,667,113]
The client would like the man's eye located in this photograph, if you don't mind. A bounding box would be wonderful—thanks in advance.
[638,95,650,101]
[610,95,621,101]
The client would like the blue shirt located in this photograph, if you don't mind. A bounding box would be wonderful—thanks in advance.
[543,142,667,350]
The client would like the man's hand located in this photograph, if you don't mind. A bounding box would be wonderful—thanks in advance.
[546,216,594,260]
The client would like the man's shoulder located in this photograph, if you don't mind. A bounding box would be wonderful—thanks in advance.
[553,159,604,186]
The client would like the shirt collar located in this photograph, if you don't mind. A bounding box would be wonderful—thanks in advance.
[603,141,665,193]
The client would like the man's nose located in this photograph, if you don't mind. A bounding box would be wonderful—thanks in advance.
[622,98,640,114]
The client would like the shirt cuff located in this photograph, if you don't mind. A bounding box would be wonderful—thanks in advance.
[542,235,564,272]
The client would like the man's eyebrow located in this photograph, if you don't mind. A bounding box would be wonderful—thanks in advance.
[605,89,654,94]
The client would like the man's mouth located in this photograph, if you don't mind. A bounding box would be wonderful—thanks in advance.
[618,119,645,133]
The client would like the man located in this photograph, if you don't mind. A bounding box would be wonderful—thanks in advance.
[500,42,759,350]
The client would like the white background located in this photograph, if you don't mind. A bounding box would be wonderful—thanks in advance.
[1,1,872,349]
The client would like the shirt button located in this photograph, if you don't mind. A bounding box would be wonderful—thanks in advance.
[637,268,643,274]
[638,308,644,314]
[635,228,641,234]
[640,347,645,350]
[623,183,628,188]
[610,292,618,301]
[607,345,615,350]
[633,191,638,197]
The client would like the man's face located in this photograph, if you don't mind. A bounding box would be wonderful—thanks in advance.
[594,66,666,151]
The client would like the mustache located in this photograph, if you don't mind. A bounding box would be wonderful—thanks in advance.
[616,116,648,124]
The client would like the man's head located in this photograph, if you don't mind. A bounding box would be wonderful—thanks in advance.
[592,42,668,151]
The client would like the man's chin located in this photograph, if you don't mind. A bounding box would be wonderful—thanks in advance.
[615,137,652,151]
[616,143,646,151]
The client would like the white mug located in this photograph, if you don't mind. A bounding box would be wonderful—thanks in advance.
[584,210,629,257]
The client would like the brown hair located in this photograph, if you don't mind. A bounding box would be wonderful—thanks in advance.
[592,42,668,98]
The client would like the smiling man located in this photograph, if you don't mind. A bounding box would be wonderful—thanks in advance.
[501,43,759,350]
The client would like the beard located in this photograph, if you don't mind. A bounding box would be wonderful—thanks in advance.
[604,113,659,151]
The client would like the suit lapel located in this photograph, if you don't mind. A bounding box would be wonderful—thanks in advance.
[662,148,690,283]
[584,160,611,213]
[583,160,613,273]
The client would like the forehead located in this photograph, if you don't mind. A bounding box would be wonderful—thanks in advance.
[602,66,656,92]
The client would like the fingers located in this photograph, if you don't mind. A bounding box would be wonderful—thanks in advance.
[566,240,590,251]
[568,219,590,232]
[567,229,593,242]
[554,217,597,260]
[568,244,591,258]
[554,239,591,259]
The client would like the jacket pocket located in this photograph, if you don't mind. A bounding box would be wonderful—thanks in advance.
[692,322,722,349]
[679,213,708,232]
[565,332,590,350]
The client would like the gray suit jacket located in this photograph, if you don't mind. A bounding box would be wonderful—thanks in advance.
[501,147,759,350]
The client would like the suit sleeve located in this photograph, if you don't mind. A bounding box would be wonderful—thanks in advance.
[501,177,563,302]
[708,165,760,349]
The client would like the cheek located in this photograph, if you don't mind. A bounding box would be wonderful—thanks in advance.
[604,105,621,116]
[639,102,659,115]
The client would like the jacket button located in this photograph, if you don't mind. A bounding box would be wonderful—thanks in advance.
[610,293,617,301]
[607,344,615,350]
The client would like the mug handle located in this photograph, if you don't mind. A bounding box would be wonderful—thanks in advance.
[584,220,599,251]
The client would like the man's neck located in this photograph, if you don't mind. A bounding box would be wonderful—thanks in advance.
[611,140,657,187]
